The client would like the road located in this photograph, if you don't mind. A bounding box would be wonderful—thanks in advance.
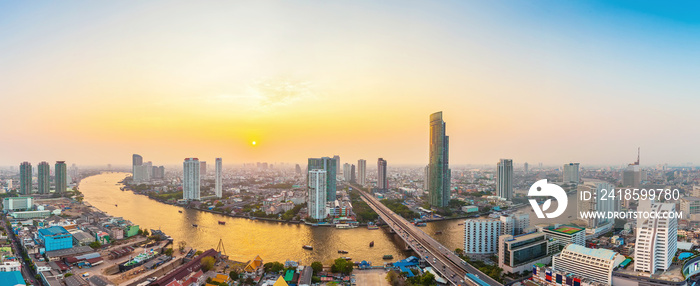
[2,219,40,286]
[350,183,502,286]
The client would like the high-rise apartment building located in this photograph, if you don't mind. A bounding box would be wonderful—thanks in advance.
[19,162,32,195]
[308,157,337,201]
[55,161,67,194]
[552,244,625,285]
[37,161,50,194]
[497,159,514,201]
[183,158,201,201]
[215,158,222,198]
[464,219,501,255]
[377,158,388,190]
[308,169,327,220]
[350,165,356,183]
[333,155,340,174]
[634,202,677,274]
[200,161,207,177]
[500,213,530,237]
[357,159,366,186]
[428,111,451,208]
[563,163,580,184]
[343,163,351,181]
[524,162,529,174]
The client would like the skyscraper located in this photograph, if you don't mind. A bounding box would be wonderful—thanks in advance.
[634,203,677,274]
[37,161,50,194]
[183,158,201,201]
[132,154,143,175]
[295,164,302,174]
[333,155,340,175]
[343,163,351,181]
[19,162,32,195]
[377,158,387,190]
[215,158,222,198]
[55,161,67,194]
[200,161,207,177]
[563,163,580,184]
[307,169,327,220]
[497,159,513,201]
[464,219,501,255]
[357,159,366,186]
[308,157,337,201]
[428,111,451,208]
[623,165,641,188]
[524,162,529,174]
[351,164,356,183]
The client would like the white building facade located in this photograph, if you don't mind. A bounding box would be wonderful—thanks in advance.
[464,219,501,255]
[183,158,201,201]
[308,169,327,220]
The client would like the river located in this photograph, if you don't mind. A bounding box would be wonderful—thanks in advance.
[78,172,578,265]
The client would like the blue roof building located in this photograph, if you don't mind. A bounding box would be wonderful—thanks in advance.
[38,226,73,252]
[0,271,25,286]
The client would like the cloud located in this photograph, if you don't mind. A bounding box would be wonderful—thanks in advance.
[209,77,317,110]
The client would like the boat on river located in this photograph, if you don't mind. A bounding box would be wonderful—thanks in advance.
[338,250,348,254]
[302,245,313,250]
[218,221,226,225]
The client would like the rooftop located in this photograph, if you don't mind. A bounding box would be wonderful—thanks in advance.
[38,226,69,236]
[0,271,24,286]
[564,244,618,260]
[547,225,584,235]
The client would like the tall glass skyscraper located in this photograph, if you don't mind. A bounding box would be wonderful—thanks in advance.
[19,161,32,195]
[55,161,67,194]
[183,158,201,201]
[428,111,451,208]
[497,159,514,201]
[308,157,337,201]
[37,161,50,194]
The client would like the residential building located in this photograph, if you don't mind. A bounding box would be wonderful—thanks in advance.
[552,244,625,285]
[307,157,337,201]
[37,161,50,194]
[333,155,340,174]
[215,158,222,198]
[377,158,388,191]
[307,169,327,220]
[464,219,501,255]
[680,197,700,219]
[497,159,513,201]
[132,154,143,176]
[19,162,32,195]
[563,163,580,184]
[55,161,67,194]
[428,111,451,208]
[634,202,678,274]
[350,164,356,183]
[357,159,366,186]
[183,158,201,201]
[343,163,351,181]
[500,213,530,236]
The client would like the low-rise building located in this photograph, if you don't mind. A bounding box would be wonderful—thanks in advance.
[552,244,625,285]
[37,226,73,252]
[498,231,560,274]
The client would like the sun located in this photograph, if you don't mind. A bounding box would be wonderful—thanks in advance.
[252,141,257,146]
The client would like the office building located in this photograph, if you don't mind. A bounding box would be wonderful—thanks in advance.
[563,163,580,184]
[343,163,351,182]
[622,164,641,188]
[497,159,513,201]
[38,226,73,252]
[464,219,501,255]
[577,180,618,228]
[524,162,529,174]
[634,203,677,274]
[215,158,222,198]
[350,165,356,183]
[132,154,143,175]
[308,157,337,201]
[542,225,585,246]
[500,213,530,237]
[2,197,33,212]
[333,155,340,174]
[55,161,67,194]
[37,161,50,194]
[552,244,625,285]
[183,158,201,201]
[377,158,388,190]
[307,169,327,220]
[428,111,451,208]
[19,162,32,195]
[499,232,559,274]
[357,159,366,186]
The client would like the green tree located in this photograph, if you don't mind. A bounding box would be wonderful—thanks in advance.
[164,248,174,256]
[311,261,323,274]
[330,258,353,275]
[229,270,239,281]
[264,261,285,273]
[89,241,102,249]
[201,256,216,272]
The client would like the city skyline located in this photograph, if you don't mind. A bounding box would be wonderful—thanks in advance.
[2,1,700,166]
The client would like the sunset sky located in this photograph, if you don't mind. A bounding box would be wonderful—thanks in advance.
[2,1,700,166]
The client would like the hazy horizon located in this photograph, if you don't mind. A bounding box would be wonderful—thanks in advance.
[2,1,699,166]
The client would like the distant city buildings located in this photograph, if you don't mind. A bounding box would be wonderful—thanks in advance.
[37,161,50,194]
[428,111,451,208]
[19,162,32,195]
[308,157,337,201]
[622,164,641,188]
[524,162,529,174]
[577,180,618,228]
[563,163,580,184]
[357,159,366,186]
[295,164,302,175]
[464,219,500,256]
[183,158,201,201]
[200,161,207,177]
[132,154,152,182]
[350,164,356,183]
[55,161,67,194]
[497,159,513,201]
[377,158,388,191]
[307,169,327,220]
[215,158,222,198]
[343,163,351,181]
[333,155,340,175]
[634,202,677,274]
